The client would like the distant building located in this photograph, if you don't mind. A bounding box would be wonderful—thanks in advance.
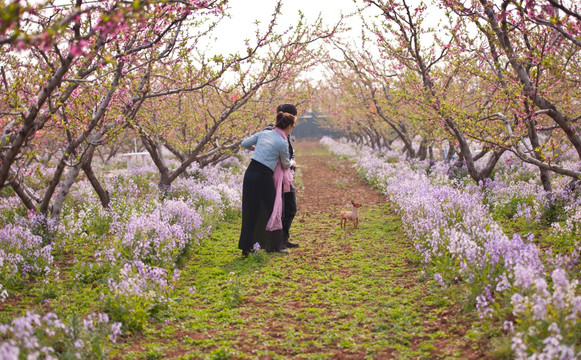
[293,111,343,139]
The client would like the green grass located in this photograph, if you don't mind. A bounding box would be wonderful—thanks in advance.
[104,204,481,359]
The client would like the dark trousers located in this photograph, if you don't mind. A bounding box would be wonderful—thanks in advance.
[238,160,283,252]
[282,185,297,242]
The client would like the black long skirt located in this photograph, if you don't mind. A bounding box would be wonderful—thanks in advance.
[238,160,284,252]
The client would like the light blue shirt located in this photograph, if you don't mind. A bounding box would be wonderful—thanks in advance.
[241,130,291,171]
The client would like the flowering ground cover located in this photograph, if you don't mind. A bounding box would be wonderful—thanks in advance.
[0,140,489,359]
[322,137,581,359]
[0,157,244,358]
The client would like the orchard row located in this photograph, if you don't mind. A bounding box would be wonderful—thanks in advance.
[322,136,580,359]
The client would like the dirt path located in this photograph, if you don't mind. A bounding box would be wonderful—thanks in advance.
[294,140,385,218]
[288,140,483,359]
[116,140,485,359]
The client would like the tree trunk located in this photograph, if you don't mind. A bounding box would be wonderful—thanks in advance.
[50,163,82,220]
[82,147,110,208]
[141,135,172,192]
[40,145,78,214]
[418,137,428,161]
[479,149,505,180]
[445,144,456,161]
[526,119,553,193]
[9,177,38,211]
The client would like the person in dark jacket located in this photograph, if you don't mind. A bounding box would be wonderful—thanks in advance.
[276,103,299,249]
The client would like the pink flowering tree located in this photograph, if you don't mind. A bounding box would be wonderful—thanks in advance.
[0,0,228,218]
[440,0,581,189]
[324,0,509,180]
[323,42,442,157]
[130,5,339,191]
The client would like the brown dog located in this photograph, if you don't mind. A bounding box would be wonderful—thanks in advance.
[340,200,362,229]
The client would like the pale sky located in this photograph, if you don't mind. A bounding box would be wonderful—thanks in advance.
[207,0,362,56]
[197,0,451,83]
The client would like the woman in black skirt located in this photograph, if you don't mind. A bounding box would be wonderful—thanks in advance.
[238,112,296,256]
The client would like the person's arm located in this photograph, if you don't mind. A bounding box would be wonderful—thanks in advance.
[279,141,292,169]
[287,136,296,169]
[241,132,260,150]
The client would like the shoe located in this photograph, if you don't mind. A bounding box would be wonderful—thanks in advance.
[285,241,299,248]
[241,250,251,257]
[274,248,289,254]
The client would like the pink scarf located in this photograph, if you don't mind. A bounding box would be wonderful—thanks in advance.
[266,128,294,231]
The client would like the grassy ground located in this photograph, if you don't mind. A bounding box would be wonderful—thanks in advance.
[112,204,481,359]
[110,141,485,359]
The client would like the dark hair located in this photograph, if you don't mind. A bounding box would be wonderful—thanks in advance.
[276,103,297,116]
[275,112,295,129]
